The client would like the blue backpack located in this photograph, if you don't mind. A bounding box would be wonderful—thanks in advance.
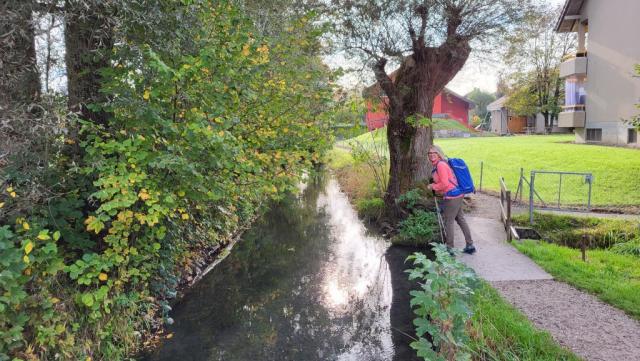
[433,158,475,197]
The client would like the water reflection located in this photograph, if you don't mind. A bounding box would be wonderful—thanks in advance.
[143,176,413,361]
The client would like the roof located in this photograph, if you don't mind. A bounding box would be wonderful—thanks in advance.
[486,96,508,112]
[555,0,585,33]
[362,68,475,108]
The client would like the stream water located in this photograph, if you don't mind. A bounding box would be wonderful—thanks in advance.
[143,175,422,361]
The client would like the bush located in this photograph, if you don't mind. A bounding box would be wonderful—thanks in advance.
[355,197,384,221]
[512,213,640,249]
[396,210,439,246]
[406,245,477,360]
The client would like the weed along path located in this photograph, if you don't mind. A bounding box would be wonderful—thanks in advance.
[143,176,421,361]
[459,193,640,361]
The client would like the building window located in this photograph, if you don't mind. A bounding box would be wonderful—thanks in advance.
[586,128,602,142]
[564,75,586,110]
[629,129,638,144]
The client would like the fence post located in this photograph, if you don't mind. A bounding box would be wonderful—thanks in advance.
[557,173,563,208]
[529,172,535,225]
[587,174,593,211]
[479,161,484,192]
[519,168,524,202]
[506,190,512,241]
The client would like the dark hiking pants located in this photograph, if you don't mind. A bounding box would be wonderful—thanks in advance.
[442,197,473,248]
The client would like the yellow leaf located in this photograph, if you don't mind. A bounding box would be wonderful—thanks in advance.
[51,297,60,304]
[24,241,33,255]
[138,190,151,201]
[98,273,108,281]
[181,213,189,220]
[23,255,30,264]
[241,44,251,56]
[143,89,150,100]
[6,187,13,193]
[10,192,16,198]
[218,130,225,137]
[0,202,4,208]
[177,190,185,197]
[22,222,30,230]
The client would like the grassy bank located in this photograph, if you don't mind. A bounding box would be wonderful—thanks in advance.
[513,212,640,249]
[469,282,581,360]
[514,240,640,319]
[340,129,640,208]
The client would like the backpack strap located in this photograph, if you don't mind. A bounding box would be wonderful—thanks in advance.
[432,160,458,187]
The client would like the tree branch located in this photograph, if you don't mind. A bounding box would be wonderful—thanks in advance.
[372,57,399,108]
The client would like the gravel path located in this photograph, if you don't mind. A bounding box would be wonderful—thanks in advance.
[458,192,640,361]
[492,280,640,361]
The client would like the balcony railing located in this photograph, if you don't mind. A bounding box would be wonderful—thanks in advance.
[560,55,588,78]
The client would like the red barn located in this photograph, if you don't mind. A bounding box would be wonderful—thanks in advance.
[362,72,475,131]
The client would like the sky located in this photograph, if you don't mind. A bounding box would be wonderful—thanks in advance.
[328,0,567,96]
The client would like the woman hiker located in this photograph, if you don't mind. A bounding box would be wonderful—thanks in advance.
[426,145,476,255]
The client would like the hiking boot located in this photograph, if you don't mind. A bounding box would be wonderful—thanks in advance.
[463,244,476,254]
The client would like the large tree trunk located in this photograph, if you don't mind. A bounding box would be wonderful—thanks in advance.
[64,0,114,126]
[376,42,470,221]
[0,0,41,108]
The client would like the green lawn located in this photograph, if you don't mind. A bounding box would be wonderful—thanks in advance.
[338,129,640,207]
[433,118,475,132]
[469,282,581,361]
[514,240,640,319]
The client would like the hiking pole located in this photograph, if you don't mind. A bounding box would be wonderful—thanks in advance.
[434,194,447,245]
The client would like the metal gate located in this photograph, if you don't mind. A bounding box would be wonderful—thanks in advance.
[527,170,593,224]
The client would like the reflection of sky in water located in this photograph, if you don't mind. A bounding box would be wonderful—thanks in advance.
[317,179,394,360]
[143,177,395,361]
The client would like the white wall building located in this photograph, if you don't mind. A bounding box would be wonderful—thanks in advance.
[556,0,640,147]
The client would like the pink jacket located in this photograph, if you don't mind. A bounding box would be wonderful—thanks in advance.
[431,160,462,199]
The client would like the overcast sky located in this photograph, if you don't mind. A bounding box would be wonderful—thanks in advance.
[329,0,567,96]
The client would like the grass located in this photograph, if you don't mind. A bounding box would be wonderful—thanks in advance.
[468,282,581,361]
[339,129,640,207]
[512,212,640,249]
[514,240,640,320]
[433,118,475,132]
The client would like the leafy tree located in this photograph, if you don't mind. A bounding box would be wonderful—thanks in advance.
[333,0,525,219]
[1,0,335,359]
[465,88,495,120]
[503,2,574,126]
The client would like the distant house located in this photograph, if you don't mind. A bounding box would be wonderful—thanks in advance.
[487,96,568,135]
[363,72,475,131]
[555,0,640,146]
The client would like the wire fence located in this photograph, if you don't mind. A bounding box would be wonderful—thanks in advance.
[468,161,640,212]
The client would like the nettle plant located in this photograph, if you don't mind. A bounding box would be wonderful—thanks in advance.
[406,245,477,361]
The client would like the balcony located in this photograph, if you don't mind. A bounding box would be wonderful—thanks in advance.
[558,105,585,128]
[560,55,587,78]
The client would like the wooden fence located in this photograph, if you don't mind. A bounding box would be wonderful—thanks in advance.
[500,177,519,241]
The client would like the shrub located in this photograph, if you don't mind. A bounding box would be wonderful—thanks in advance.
[356,197,384,221]
[406,245,477,360]
[396,210,439,246]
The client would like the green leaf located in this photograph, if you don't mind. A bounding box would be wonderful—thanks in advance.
[81,293,94,307]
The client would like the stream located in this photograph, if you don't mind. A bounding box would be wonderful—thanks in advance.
[143,175,422,361]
